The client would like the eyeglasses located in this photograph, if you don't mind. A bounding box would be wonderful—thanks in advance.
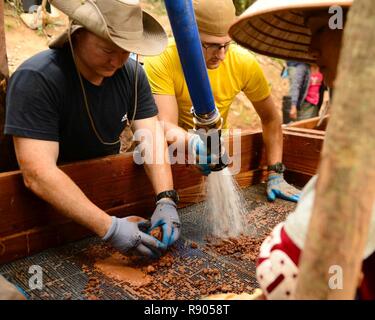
[201,41,233,54]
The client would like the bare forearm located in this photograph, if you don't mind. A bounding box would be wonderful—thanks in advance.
[144,162,174,194]
[23,167,111,237]
[136,118,175,195]
[253,96,283,166]
[153,94,192,149]
[163,121,192,148]
[261,117,283,166]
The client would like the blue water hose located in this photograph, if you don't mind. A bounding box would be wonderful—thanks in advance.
[164,0,216,116]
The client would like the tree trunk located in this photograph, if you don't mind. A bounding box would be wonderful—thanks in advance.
[0,2,17,172]
[295,0,375,299]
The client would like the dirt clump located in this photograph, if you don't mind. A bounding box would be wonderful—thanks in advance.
[206,236,264,262]
[81,244,254,300]
[149,226,163,242]
[190,241,198,249]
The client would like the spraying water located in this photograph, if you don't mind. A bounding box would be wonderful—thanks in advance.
[204,167,247,238]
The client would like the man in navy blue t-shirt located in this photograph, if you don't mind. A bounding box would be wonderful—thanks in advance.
[4,0,181,270]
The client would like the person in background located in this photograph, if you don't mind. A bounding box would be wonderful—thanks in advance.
[298,64,324,120]
[281,61,309,124]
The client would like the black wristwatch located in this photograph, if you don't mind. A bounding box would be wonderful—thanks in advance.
[267,162,286,174]
[156,190,179,204]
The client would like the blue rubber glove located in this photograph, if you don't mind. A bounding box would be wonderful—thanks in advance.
[267,173,301,202]
[150,198,181,247]
[102,216,166,259]
[188,134,212,175]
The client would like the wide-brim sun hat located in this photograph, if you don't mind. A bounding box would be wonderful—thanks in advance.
[48,0,167,56]
[229,0,352,63]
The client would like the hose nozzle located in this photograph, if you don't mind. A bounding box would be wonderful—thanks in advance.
[191,107,229,172]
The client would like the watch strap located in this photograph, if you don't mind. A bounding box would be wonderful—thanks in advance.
[156,190,179,204]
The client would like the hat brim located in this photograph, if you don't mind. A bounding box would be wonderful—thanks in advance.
[229,0,352,63]
[49,10,167,56]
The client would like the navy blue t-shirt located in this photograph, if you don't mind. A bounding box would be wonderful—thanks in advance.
[5,47,158,163]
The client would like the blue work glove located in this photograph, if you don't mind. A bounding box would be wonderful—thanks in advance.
[280,66,289,79]
[150,198,181,247]
[188,134,212,175]
[267,173,301,202]
[102,216,166,259]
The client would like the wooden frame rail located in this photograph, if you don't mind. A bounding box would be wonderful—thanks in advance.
[0,130,322,264]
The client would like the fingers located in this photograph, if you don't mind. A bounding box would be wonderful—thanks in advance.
[267,189,276,202]
[277,192,300,202]
[270,189,300,203]
[268,188,300,202]
[267,176,301,203]
[168,227,176,246]
[168,224,180,246]
[289,106,297,120]
[287,186,301,195]
[137,220,151,232]
[198,164,211,176]
[281,186,301,202]
[150,218,165,231]
[160,222,172,246]
[135,243,160,259]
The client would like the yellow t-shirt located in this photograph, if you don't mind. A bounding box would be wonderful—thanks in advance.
[144,39,271,130]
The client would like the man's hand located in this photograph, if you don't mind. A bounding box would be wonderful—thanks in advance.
[289,105,297,120]
[267,173,300,202]
[150,198,181,247]
[102,216,166,259]
[188,134,227,176]
[188,134,212,175]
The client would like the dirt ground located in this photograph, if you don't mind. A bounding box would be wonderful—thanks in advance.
[3,1,289,131]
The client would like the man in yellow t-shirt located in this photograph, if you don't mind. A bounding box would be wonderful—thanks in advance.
[144,0,300,203]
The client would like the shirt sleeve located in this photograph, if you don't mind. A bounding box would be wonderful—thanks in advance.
[129,62,158,121]
[143,49,175,96]
[5,69,60,141]
[239,51,271,103]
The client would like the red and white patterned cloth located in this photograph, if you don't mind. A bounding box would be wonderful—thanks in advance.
[256,223,375,300]
[256,176,375,300]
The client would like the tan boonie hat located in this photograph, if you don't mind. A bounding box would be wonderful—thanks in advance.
[229,0,352,63]
[48,0,167,56]
[193,0,236,37]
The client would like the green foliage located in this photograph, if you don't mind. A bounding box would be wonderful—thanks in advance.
[232,0,257,15]
[5,0,24,15]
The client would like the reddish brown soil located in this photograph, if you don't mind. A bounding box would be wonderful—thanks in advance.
[150,226,163,242]
[94,252,152,287]
[206,236,264,262]
[80,200,295,300]
[81,243,254,300]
